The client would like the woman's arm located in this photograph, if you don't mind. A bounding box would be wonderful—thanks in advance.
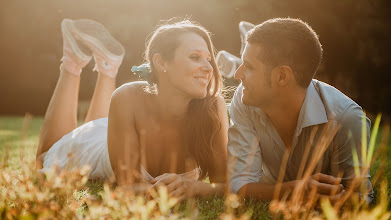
[187,180,226,197]
[107,83,146,187]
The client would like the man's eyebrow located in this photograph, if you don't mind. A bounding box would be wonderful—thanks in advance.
[241,55,250,64]
[243,60,252,67]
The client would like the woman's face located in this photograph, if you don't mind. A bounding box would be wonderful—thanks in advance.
[163,32,213,99]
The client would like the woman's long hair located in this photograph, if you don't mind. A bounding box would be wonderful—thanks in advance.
[144,20,223,178]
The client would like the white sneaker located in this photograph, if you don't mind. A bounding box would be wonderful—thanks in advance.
[61,19,92,75]
[72,19,125,78]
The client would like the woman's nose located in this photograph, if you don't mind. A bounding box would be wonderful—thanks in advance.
[202,59,213,72]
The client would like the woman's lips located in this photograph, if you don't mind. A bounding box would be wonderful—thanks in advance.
[194,76,209,85]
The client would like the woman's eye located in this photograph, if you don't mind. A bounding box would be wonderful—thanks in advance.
[190,55,200,61]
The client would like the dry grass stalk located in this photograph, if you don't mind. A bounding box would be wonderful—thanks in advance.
[269,114,390,220]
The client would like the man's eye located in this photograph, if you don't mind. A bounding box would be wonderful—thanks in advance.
[244,64,252,70]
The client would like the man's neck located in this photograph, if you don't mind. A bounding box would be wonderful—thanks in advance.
[261,88,307,149]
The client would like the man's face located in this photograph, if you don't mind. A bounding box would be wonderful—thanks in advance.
[234,43,276,108]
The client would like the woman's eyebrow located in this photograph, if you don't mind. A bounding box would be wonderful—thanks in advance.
[190,50,211,57]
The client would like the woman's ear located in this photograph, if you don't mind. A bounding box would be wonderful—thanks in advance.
[152,53,166,73]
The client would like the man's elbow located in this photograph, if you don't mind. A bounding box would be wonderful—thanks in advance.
[237,184,249,196]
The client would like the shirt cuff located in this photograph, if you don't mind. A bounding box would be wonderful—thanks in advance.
[228,175,262,194]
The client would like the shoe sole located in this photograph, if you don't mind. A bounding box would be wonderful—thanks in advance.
[216,50,241,78]
[72,19,125,61]
[61,19,92,62]
[239,21,255,55]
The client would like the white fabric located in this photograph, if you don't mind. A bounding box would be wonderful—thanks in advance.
[40,117,200,182]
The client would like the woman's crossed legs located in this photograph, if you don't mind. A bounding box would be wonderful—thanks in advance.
[36,19,125,169]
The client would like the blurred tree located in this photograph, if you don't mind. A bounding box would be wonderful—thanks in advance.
[0,0,390,117]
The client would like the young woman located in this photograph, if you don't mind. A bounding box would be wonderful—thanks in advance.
[36,19,228,200]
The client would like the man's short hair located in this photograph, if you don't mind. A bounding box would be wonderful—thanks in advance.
[246,18,323,88]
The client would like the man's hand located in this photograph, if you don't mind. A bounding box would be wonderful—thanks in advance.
[150,173,192,202]
[305,173,345,203]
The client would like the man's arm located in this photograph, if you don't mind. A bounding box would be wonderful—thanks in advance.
[227,85,297,200]
[330,105,373,202]
[237,181,296,200]
[238,173,344,201]
[227,84,264,194]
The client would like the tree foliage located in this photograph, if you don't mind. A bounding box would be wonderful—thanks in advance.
[0,0,390,116]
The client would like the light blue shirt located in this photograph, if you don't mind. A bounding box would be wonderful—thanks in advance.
[227,79,373,200]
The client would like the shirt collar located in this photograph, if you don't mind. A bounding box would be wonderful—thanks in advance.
[252,106,268,127]
[295,81,328,135]
[250,81,328,133]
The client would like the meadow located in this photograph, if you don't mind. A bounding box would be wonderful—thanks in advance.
[0,114,390,219]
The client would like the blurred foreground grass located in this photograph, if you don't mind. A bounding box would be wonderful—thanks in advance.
[0,115,390,219]
[0,115,271,219]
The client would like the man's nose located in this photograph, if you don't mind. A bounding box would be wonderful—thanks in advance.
[234,64,244,79]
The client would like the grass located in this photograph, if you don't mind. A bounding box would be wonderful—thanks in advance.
[0,115,390,219]
[0,115,271,219]
[0,115,42,169]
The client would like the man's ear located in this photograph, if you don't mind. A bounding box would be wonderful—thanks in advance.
[273,65,293,87]
[152,53,166,72]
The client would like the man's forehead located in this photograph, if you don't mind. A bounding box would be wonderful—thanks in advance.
[242,43,262,63]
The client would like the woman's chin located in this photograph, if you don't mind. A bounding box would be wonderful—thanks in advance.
[190,90,208,100]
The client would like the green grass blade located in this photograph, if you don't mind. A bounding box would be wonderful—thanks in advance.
[352,146,360,178]
[321,198,338,220]
[361,113,367,167]
[367,114,381,165]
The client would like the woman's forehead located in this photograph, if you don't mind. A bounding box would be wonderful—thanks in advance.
[176,32,210,55]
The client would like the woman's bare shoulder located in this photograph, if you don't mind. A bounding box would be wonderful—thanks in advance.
[110,81,151,111]
[114,81,149,96]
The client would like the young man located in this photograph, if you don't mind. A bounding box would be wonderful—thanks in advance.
[227,18,373,202]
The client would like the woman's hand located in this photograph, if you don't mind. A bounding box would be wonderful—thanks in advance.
[150,173,194,202]
[119,183,153,195]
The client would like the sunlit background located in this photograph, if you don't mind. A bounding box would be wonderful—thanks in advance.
[1,0,390,118]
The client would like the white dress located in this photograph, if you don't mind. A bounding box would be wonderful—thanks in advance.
[39,117,200,182]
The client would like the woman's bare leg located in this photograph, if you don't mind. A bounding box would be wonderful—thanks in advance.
[36,18,124,168]
[36,67,80,168]
[84,72,116,123]
[71,19,124,123]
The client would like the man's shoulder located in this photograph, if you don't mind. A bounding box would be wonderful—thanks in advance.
[311,79,363,122]
[231,84,249,111]
[229,84,263,129]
